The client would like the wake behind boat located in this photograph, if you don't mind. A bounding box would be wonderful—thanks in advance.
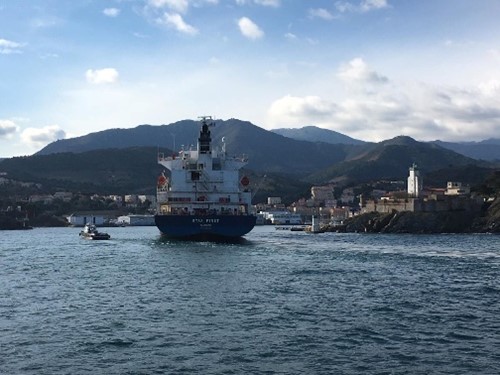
[79,223,111,240]
[154,116,256,240]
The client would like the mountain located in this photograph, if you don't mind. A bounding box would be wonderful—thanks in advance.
[308,135,491,185]
[37,120,200,155]
[270,125,500,162]
[0,147,161,195]
[431,139,500,161]
[2,119,495,204]
[36,119,361,175]
[271,126,366,145]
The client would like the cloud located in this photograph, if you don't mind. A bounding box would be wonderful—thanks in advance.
[360,0,389,11]
[86,68,120,84]
[236,0,280,6]
[148,0,189,13]
[267,59,500,142]
[20,125,66,147]
[0,120,19,138]
[157,12,198,35]
[478,80,500,97]
[268,95,339,125]
[336,0,389,13]
[103,8,121,17]
[337,58,388,84]
[308,8,335,21]
[254,0,280,7]
[0,38,24,54]
[238,17,264,40]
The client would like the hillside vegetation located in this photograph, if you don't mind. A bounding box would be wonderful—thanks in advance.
[1,120,498,206]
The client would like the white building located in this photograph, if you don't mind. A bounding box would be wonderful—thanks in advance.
[445,182,470,195]
[407,163,423,197]
[117,214,155,226]
[66,212,109,227]
[259,210,303,225]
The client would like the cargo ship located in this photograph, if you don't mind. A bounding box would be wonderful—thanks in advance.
[154,116,256,240]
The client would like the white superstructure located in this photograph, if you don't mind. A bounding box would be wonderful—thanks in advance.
[156,117,252,217]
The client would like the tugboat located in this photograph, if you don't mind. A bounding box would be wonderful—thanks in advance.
[79,223,111,240]
[154,116,256,240]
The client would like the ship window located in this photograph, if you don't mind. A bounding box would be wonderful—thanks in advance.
[191,171,200,181]
[198,164,204,170]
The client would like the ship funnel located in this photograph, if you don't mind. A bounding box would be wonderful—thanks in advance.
[198,116,213,154]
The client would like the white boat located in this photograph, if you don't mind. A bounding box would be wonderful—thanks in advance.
[79,223,111,240]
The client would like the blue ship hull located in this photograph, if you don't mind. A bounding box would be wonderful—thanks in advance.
[154,214,256,240]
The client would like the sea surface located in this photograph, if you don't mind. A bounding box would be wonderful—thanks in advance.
[1,226,499,374]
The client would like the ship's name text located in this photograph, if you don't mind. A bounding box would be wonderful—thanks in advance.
[192,218,220,224]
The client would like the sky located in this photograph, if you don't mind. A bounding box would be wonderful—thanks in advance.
[1,0,500,157]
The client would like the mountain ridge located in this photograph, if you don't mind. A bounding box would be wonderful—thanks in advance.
[1,119,496,204]
[37,121,500,162]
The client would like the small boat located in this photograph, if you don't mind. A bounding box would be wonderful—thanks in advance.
[79,223,111,240]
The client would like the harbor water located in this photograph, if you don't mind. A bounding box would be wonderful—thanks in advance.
[1,226,499,374]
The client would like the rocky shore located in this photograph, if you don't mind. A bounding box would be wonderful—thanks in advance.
[327,198,500,234]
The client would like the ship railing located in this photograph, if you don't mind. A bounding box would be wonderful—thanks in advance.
[158,152,178,162]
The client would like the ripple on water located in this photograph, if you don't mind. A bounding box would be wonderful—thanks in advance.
[1,227,500,374]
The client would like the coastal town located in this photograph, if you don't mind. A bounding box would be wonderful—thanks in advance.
[1,164,498,233]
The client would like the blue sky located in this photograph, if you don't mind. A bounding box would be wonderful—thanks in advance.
[1,0,500,157]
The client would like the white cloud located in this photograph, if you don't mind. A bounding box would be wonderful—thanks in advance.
[267,59,500,142]
[157,12,198,35]
[308,8,335,21]
[20,125,66,147]
[86,68,120,84]
[337,58,388,84]
[238,17,264,40]
[254,0,280,7]
[478,80,500,97]
[336,0,389,13]
[0,38,23,54]
[361,0,389,11]
[235,0,280,7]
[148,0,189,13]
[268,95,339,126]
[103,8,121,17]
[0,120,19,138]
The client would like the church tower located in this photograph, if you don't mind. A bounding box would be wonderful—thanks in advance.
[407,163,422,197]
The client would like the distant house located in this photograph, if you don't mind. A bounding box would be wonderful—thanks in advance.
[445,182,470,196]
[66,211,117,226]
[117,214,155,226]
